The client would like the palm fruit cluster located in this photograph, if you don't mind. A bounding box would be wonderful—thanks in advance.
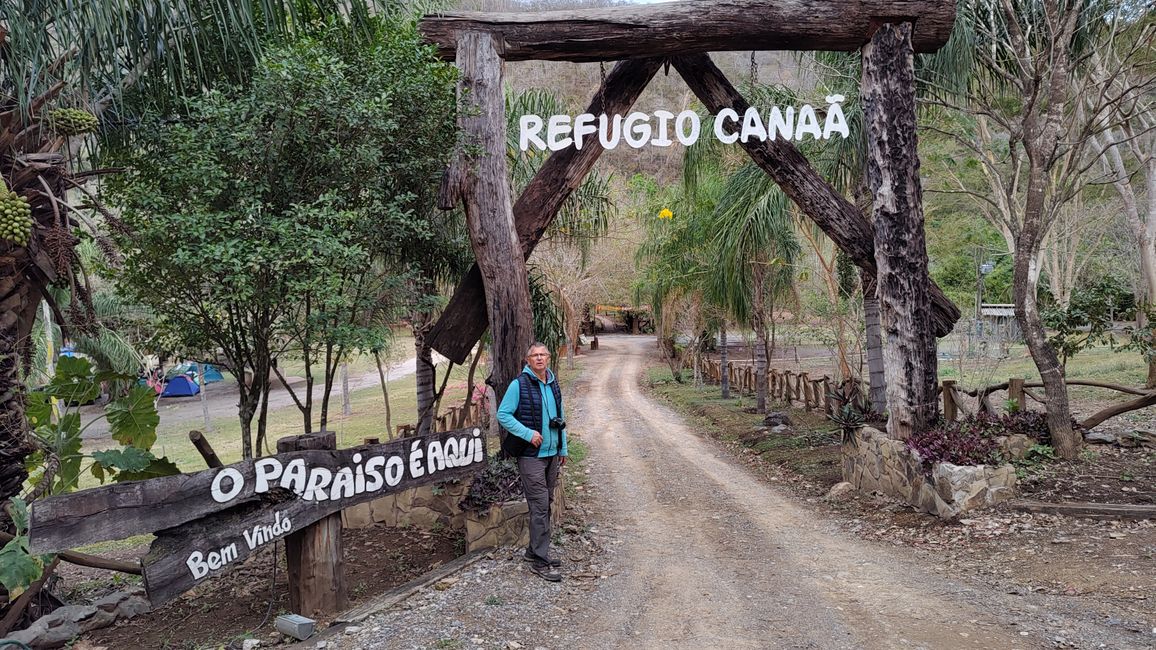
[47,107,99,136]
[0,187,33,247]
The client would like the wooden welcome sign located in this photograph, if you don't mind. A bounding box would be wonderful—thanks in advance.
[29,428,487,606]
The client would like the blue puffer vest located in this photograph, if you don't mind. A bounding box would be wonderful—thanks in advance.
[501,370,563,458]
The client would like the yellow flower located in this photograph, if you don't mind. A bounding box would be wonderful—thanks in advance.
[658,208,673,220]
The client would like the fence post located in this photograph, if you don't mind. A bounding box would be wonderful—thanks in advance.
[801,372,813,411]
[822,376,833,416]
[1009,378,1026,412]
[277,431,346,616]
[188,430,223,469]
[942,380,957,422]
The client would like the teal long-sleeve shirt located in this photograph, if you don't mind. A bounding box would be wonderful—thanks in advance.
[496,365,568,458]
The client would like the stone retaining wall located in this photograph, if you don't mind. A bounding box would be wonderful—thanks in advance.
[341,478,564,553]
[842,426,1016,518]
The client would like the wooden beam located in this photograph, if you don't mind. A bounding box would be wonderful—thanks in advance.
[420,0,957,61]
[0,530,141,575]
[278,432,346,616]
[189,430,223,469]
[30,427,487,554]
[670,53,961,337]
[428,57,663,363]
[862,22,938,439]
[139,429,486,607]
[1010,499,1156,520]
[449,31,534,396]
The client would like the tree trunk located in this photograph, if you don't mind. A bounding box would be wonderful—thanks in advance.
[719,321,730,399]
[373,351,392,437]
[450,32,535,401]
[1014,246,1079,457]
[256,372,271,457]
[462,344,483,427]
[862,269,887,415]
[414,326,436,437]
[341,362,351,417]
[1007,0,1080,459]
[0,289,35,507]
[237,388,256,461]
[862,23,938,439]
[753,269,768,413]
[319,343,335,431]
[428,57,662,363]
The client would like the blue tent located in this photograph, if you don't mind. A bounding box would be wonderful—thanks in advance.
[201,364,224,384]
[161,375,200,397]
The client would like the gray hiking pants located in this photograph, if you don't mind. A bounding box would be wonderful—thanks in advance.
[517,454,561,564]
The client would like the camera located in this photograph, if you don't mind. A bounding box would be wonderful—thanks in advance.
[549,416,566,430]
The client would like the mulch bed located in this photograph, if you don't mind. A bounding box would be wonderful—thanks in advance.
[80,524,461,649]
[1018,444,1155,505]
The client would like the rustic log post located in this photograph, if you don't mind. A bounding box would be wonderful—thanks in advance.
[795,373,804,406]
[420,1,957,61]
[822,376,834,416]
[811,379,824,411]
[427,57,663,362]
[942,380,957,422]
[188,430,223,469]
[277,431,346,616]
[445,31,535,400]
[783,371,794,402]
[801,372,813,411]
[1008,378,1026,412]
[671,53,960,338]
[862,22,939,439]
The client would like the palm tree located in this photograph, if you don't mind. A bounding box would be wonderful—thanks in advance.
[705,167,801,414]
[0,0,387,505]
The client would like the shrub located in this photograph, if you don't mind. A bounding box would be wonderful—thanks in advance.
[906,418,1000,470]
[461,456,522,511]
[905,410,1062,471]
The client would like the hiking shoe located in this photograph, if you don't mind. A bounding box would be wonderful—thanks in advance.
[529,563,562,582]
[523,549,562,567]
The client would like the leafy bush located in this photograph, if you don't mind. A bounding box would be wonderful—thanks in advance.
[906,418,1001,470]
[907,410,1059,469]
[460,456,522,511]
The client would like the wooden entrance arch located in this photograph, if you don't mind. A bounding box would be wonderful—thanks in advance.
[420,0,961,438]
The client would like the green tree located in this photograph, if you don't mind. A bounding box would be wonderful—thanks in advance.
[921,0,1156,457]
[0,0,389,508]
[106,18,458,457]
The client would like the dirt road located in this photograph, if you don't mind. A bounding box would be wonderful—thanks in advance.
[564,336,1032,649]
[341,335,1148,649]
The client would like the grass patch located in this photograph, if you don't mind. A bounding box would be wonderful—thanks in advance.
[938,344,1149,391]
[641,364,841,493]
[76,359,485,489]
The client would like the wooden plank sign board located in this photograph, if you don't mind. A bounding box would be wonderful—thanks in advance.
[29,428,487,606]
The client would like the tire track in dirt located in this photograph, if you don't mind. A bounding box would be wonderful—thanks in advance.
[568,336,1030,649]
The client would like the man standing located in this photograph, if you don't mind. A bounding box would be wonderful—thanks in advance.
[496,341,568,582]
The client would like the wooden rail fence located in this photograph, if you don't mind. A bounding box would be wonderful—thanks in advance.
[693,358,1155,430]
[694,358,835,415]
[396,401,486,438]
[939,378,1156,429]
